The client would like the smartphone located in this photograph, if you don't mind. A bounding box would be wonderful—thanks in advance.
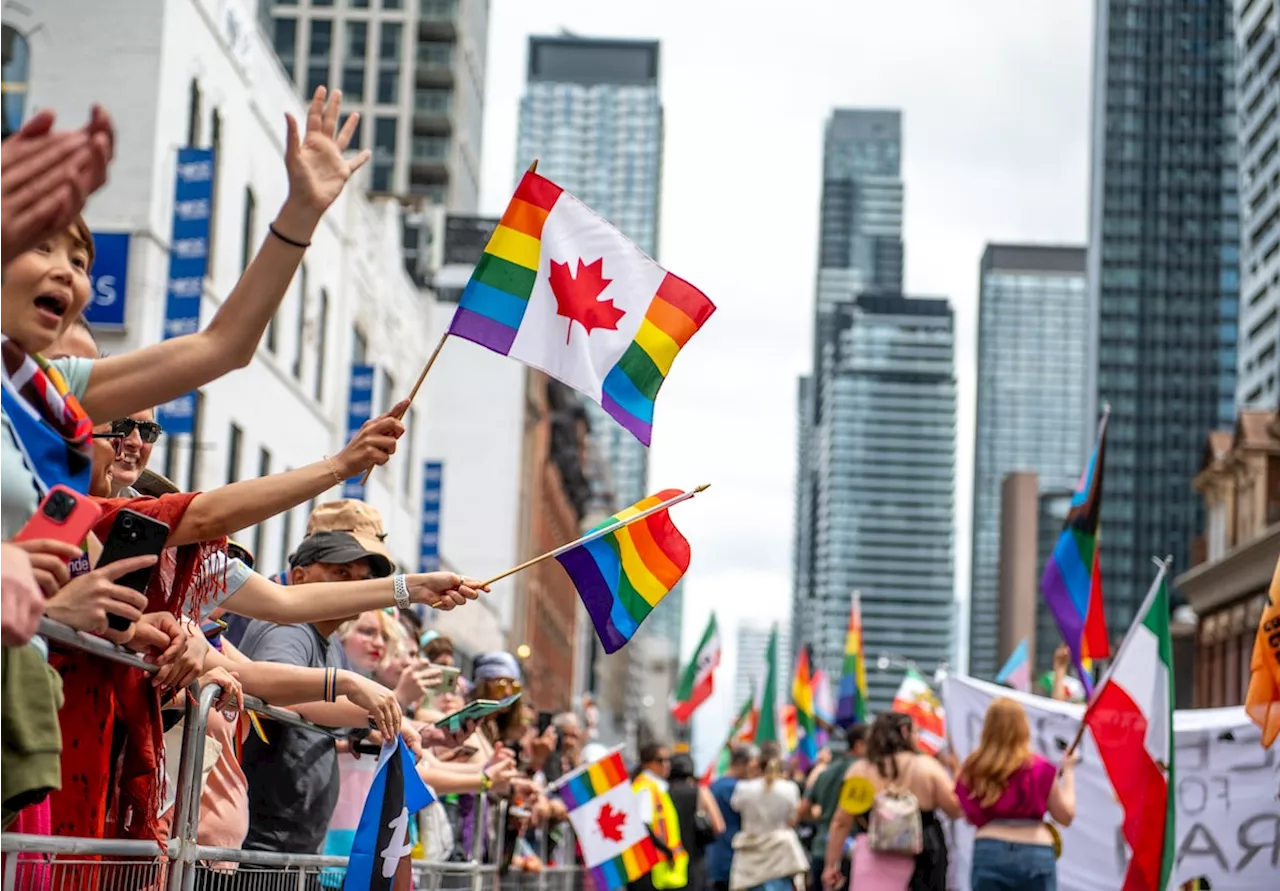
[16,485,102,548]
[96,508,170,631]
[536,710,554,735]
[428,663,461,693]
[434,693,522,733]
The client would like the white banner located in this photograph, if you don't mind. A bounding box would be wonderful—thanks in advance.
[942,675,1279,891]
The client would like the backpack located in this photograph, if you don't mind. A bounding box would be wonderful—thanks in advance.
[866,758,923,855]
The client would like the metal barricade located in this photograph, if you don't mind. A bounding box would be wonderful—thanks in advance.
[1,620,588,891]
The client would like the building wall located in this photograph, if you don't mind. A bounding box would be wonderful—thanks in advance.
[811,296,956,711]
[9,0,443,575]
[733,624,790,712]
[1235,0,1280,407]
[968,245,1089,679]
[263,0,488,210]
[1087,0,1241,634]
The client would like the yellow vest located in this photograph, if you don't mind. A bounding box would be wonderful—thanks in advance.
[633,773,689,889]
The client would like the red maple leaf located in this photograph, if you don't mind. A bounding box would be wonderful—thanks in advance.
[548,257,626,343]
[596,802,627,843]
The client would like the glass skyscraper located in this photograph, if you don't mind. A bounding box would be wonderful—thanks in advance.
[968,245,1090,679]
[1088,0,1240,627]
[806,296,957,710]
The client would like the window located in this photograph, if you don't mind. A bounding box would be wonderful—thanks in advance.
[186,79,202,145]
[293,263,309,380]
[382,0,403,8]
[207,111,222,277]
[280,502,294,571]
[240,187,256,273]
[307,19,332,96]
[351,327,368,365]
[342,21,367,98]
[350,0,369,7]
[1,25,30,138]
[227,423,243,483]
[314,289,329,401]
[252,447,273,557]
[380,369,396,414]
[376,23,401,104]
[372,117,397,192]
[402,407,415,498]
[186,391,205,492]
[312,0,333,6]
[272,17,297,79]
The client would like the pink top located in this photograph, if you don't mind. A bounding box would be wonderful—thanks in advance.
[955,754,1056,828]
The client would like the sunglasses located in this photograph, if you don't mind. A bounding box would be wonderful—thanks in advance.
[485,677,522,696]
[111,417,164,443]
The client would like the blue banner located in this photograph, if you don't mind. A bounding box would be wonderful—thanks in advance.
[84,232,130,329]
[156,148,214,435]
[342,364,375,499]
[419,461,442,572]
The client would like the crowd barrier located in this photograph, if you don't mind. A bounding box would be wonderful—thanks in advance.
[1,621,588,891]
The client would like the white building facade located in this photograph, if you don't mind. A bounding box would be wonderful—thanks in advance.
[6,0,508,655]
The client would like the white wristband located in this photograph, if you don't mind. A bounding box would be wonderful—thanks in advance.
[393,574,411,611]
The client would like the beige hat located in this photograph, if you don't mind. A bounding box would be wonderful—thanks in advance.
[135,468,180,496]
[288,499,395,577]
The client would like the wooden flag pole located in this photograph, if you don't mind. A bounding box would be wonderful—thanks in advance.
[359,159,542,488]
[478,484,710,588]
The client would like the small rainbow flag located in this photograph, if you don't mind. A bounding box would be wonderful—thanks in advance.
[791,645,819,770]
[836,591,869,728]
[558,749,662,890]
[557,489,692,653]
[448,170,716,446]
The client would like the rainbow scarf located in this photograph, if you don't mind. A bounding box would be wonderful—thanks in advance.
[1,336,93,496]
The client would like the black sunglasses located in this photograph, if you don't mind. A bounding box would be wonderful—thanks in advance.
[111,417,164,443]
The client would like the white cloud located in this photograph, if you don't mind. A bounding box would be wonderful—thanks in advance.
[480,0,1092,715]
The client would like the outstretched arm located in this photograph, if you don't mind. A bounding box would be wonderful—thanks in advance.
[75,88,370,422]
[167,406,404,547]
[221,564,485,618]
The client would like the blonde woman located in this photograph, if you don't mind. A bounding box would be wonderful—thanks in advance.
[729,743,808,890]
[955,697,1077,891]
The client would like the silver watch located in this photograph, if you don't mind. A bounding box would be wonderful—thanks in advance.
[393,574,411,611]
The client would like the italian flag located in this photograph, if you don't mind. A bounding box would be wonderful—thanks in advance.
[671,613,721,723]
[1083,565,1176,891]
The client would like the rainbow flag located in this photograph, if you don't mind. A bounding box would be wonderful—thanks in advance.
[791,645,819,770]
[557,489,692,653]
[559,750,662,890]
[447,171,716,446]
[835,592,869,728]
[1041,410,1111,697]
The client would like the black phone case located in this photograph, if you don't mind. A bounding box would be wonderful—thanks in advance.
[97,508,170,631]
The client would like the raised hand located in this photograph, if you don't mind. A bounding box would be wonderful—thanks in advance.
[407,571,487,610]
[282,87,371,218]
[332,400,407,477]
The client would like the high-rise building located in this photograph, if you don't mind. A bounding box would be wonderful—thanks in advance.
[816,110,905,313]
[1087,0,1240,626]
[733,623,790,710]
[968,245,1090,679]
[805,295,957,711]
[263,0,488,211]
[1235,0,1279,407]
[513,34,672,752]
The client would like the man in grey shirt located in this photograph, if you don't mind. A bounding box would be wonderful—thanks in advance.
[237,510,396,856]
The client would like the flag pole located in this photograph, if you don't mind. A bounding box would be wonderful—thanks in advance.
[478,484,710,587]
[1060,555,1171,766]
[360,159,542,487]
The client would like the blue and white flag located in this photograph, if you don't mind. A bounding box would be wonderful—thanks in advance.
[342,738,435,891]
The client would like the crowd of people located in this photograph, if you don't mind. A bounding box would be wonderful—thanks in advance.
[0,84,1095,891]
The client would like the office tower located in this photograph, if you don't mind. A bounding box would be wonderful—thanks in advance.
[806,295,957,711]
[733,623,790,710]
[264,0,489,211]
[1236,0,1279,407]
[514,34,671,751]
[968,245,1089,679]
[793,110,919,705]
[1088,0,1240,627]
[816,110,904,313]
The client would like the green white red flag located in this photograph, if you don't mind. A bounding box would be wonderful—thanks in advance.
[1083,562,1176,891]
[700,696,753,786]
[671,613,720,723]
[747,625,784,748]
[891,668,946,755]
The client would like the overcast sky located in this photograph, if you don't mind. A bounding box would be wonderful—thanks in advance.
[478,0,1094,750]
